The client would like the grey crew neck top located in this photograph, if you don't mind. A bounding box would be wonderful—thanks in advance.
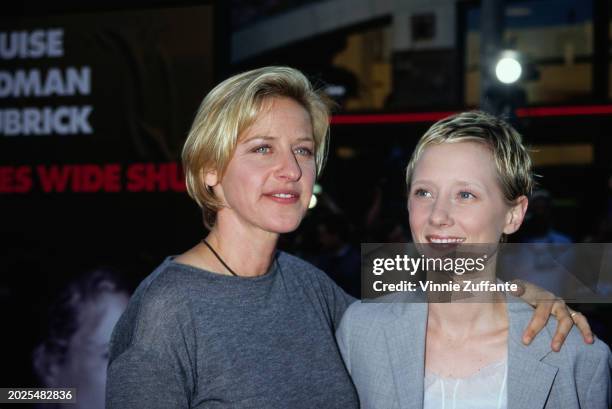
[106,251,359,408]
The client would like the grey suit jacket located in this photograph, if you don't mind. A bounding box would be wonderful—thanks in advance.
[336,295,611,409]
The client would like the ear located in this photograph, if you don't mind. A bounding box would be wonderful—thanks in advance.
[503,195,529,235]
[203,169,219,189]
[202,169,228,206]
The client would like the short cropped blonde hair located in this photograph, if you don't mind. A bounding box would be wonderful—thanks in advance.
[405,111,534,203]
[182,66,333,228]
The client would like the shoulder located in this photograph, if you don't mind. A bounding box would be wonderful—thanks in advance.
[277,251,326,276]
[338,301,383,339]
[340,294,426,334]
[109,258,200,360]
[336,297,427,375]
[129,258,202,318]
[342,298,391,323]
[276,251,355,323]
[558,326,611,372]
[276,251,341,289]
[507,298,611,367]
[107,260,197,404]
[549,319,611,401]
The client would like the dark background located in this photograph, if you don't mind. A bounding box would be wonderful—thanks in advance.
[2,0,612,388]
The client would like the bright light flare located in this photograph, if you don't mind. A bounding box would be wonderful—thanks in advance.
[495,56,522,84]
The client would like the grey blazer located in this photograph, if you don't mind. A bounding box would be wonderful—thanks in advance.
[336,295,611,409]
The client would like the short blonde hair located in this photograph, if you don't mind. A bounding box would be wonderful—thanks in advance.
[182,66,333,228]
[405,111,534,203]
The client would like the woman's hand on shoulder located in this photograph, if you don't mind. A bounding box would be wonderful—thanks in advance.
[510,279,594,352]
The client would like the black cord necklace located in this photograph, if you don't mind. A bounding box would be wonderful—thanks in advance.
[201,239,238,277]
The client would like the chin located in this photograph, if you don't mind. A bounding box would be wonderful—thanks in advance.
[263,217,303,234]
[265,207,307,233]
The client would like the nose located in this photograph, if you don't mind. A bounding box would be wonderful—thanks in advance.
[275,149,302,181]
[429,198,454,227]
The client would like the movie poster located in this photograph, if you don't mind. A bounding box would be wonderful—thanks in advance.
[0,5,215,404]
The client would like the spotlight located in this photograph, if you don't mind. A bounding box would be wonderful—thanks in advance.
[495,51,522,84]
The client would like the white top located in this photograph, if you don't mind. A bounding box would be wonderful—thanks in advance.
[424,360,507,409]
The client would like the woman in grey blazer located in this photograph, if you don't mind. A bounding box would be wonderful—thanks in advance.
[337,111,611,409]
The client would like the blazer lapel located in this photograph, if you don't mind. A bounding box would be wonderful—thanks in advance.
[384,301,428,409]
[507,300,558,409]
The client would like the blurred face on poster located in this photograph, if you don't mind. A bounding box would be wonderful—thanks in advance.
[35,288,129,409]
[55,292,129,409]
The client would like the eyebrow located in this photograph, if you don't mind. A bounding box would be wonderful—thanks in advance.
[411,179,487,190]
[454,180,486,189]
[240,135,314,144]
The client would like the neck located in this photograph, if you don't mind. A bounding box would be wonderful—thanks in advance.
[205,213,279,277]
[428,299,507,339]
[427,261,508,339]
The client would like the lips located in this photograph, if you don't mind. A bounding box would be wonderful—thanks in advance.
[420,235,466,256]
[264,190,300,204]
[426,235,466,244]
